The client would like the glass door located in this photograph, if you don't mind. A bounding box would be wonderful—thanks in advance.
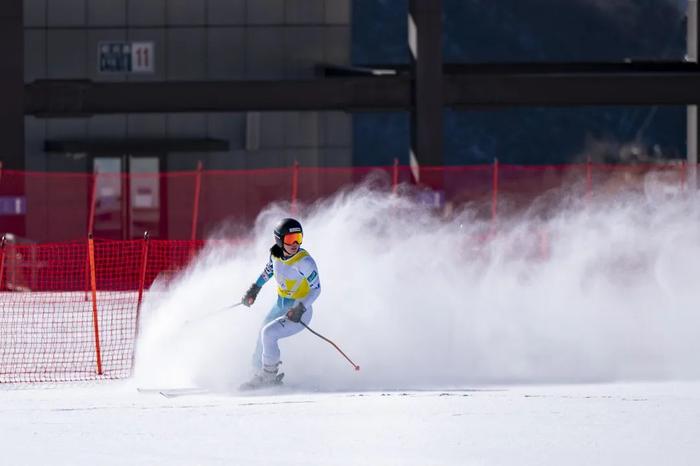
[128,157,161,238]
[93,157,124,239]
[92,155,163,239]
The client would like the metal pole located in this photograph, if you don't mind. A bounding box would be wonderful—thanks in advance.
[130,230,150,375]
[85,171,98,301]
[408,0,443,184]
[87,233,103,375]
[136,231,150,316]
[688,0,698,189]
[87,171,98,235]
[190,161,203,242]
[122,157,129,239]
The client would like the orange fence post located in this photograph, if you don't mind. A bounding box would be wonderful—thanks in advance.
[87,233,103,376]
[392,158,399,194]
[84,253,90,302]
[291,160,299,215]
[85,172,98,301]
[491,158,499,222]
[131,231,150,374]
[191,161,203,242]
[88,171,98,235]
[121,171,129,240]
[136,231,150,317]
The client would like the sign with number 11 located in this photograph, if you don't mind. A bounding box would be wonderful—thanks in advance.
[98,41,154,73]
[131,42,154,73]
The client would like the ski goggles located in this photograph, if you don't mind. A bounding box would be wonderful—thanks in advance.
[283,232,303,245]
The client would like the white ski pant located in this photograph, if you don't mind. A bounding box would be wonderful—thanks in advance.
[260,306,313,367]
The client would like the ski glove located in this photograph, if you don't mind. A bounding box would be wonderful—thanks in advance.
[286,302,306,323]
[242,283,261,307]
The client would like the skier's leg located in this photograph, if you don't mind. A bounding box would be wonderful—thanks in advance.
[251,304,287,368]
[260,307,313,368]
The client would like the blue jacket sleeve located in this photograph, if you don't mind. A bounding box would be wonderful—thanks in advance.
[254,256,274,287]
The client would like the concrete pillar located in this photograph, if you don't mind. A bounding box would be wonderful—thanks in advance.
[0,0,24,169]
[687,0,698,189]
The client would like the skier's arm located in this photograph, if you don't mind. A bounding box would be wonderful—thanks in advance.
[298,256,321,308]
[242,257,274,306]
[255,257,274,287]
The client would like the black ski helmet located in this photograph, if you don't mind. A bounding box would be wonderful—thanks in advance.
[273,218,303,248]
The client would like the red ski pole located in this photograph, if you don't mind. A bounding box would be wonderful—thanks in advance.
[300,322,360,371]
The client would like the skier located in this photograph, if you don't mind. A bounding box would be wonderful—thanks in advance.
[239,218,321,389]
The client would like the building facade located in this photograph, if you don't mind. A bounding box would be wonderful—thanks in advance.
[14,0,352,240]
[23,0,352,173]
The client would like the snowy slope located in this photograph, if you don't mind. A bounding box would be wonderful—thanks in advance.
[2,381,699,466]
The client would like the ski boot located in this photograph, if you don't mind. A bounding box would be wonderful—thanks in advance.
[239,363,284,390]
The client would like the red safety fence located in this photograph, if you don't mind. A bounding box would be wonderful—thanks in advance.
[0,236,206,383]
[0,161,691,383]
[0,161,688,243]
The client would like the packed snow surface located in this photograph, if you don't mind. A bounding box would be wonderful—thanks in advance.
[3,381,699,465]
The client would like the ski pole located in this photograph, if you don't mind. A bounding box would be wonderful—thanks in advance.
[220,301,244,311]
[185,301,243,326]
[300,322,360,371]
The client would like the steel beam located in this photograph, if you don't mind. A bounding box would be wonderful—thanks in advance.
[444,71,700,107]
[25,64,700,117]
[0,0,24,170]
[25,78,412,117]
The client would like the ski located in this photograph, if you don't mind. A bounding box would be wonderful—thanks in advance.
[137,387,210,398]
[158,388,210,398]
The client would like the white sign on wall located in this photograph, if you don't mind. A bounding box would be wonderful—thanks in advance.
[98,41,155,73]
